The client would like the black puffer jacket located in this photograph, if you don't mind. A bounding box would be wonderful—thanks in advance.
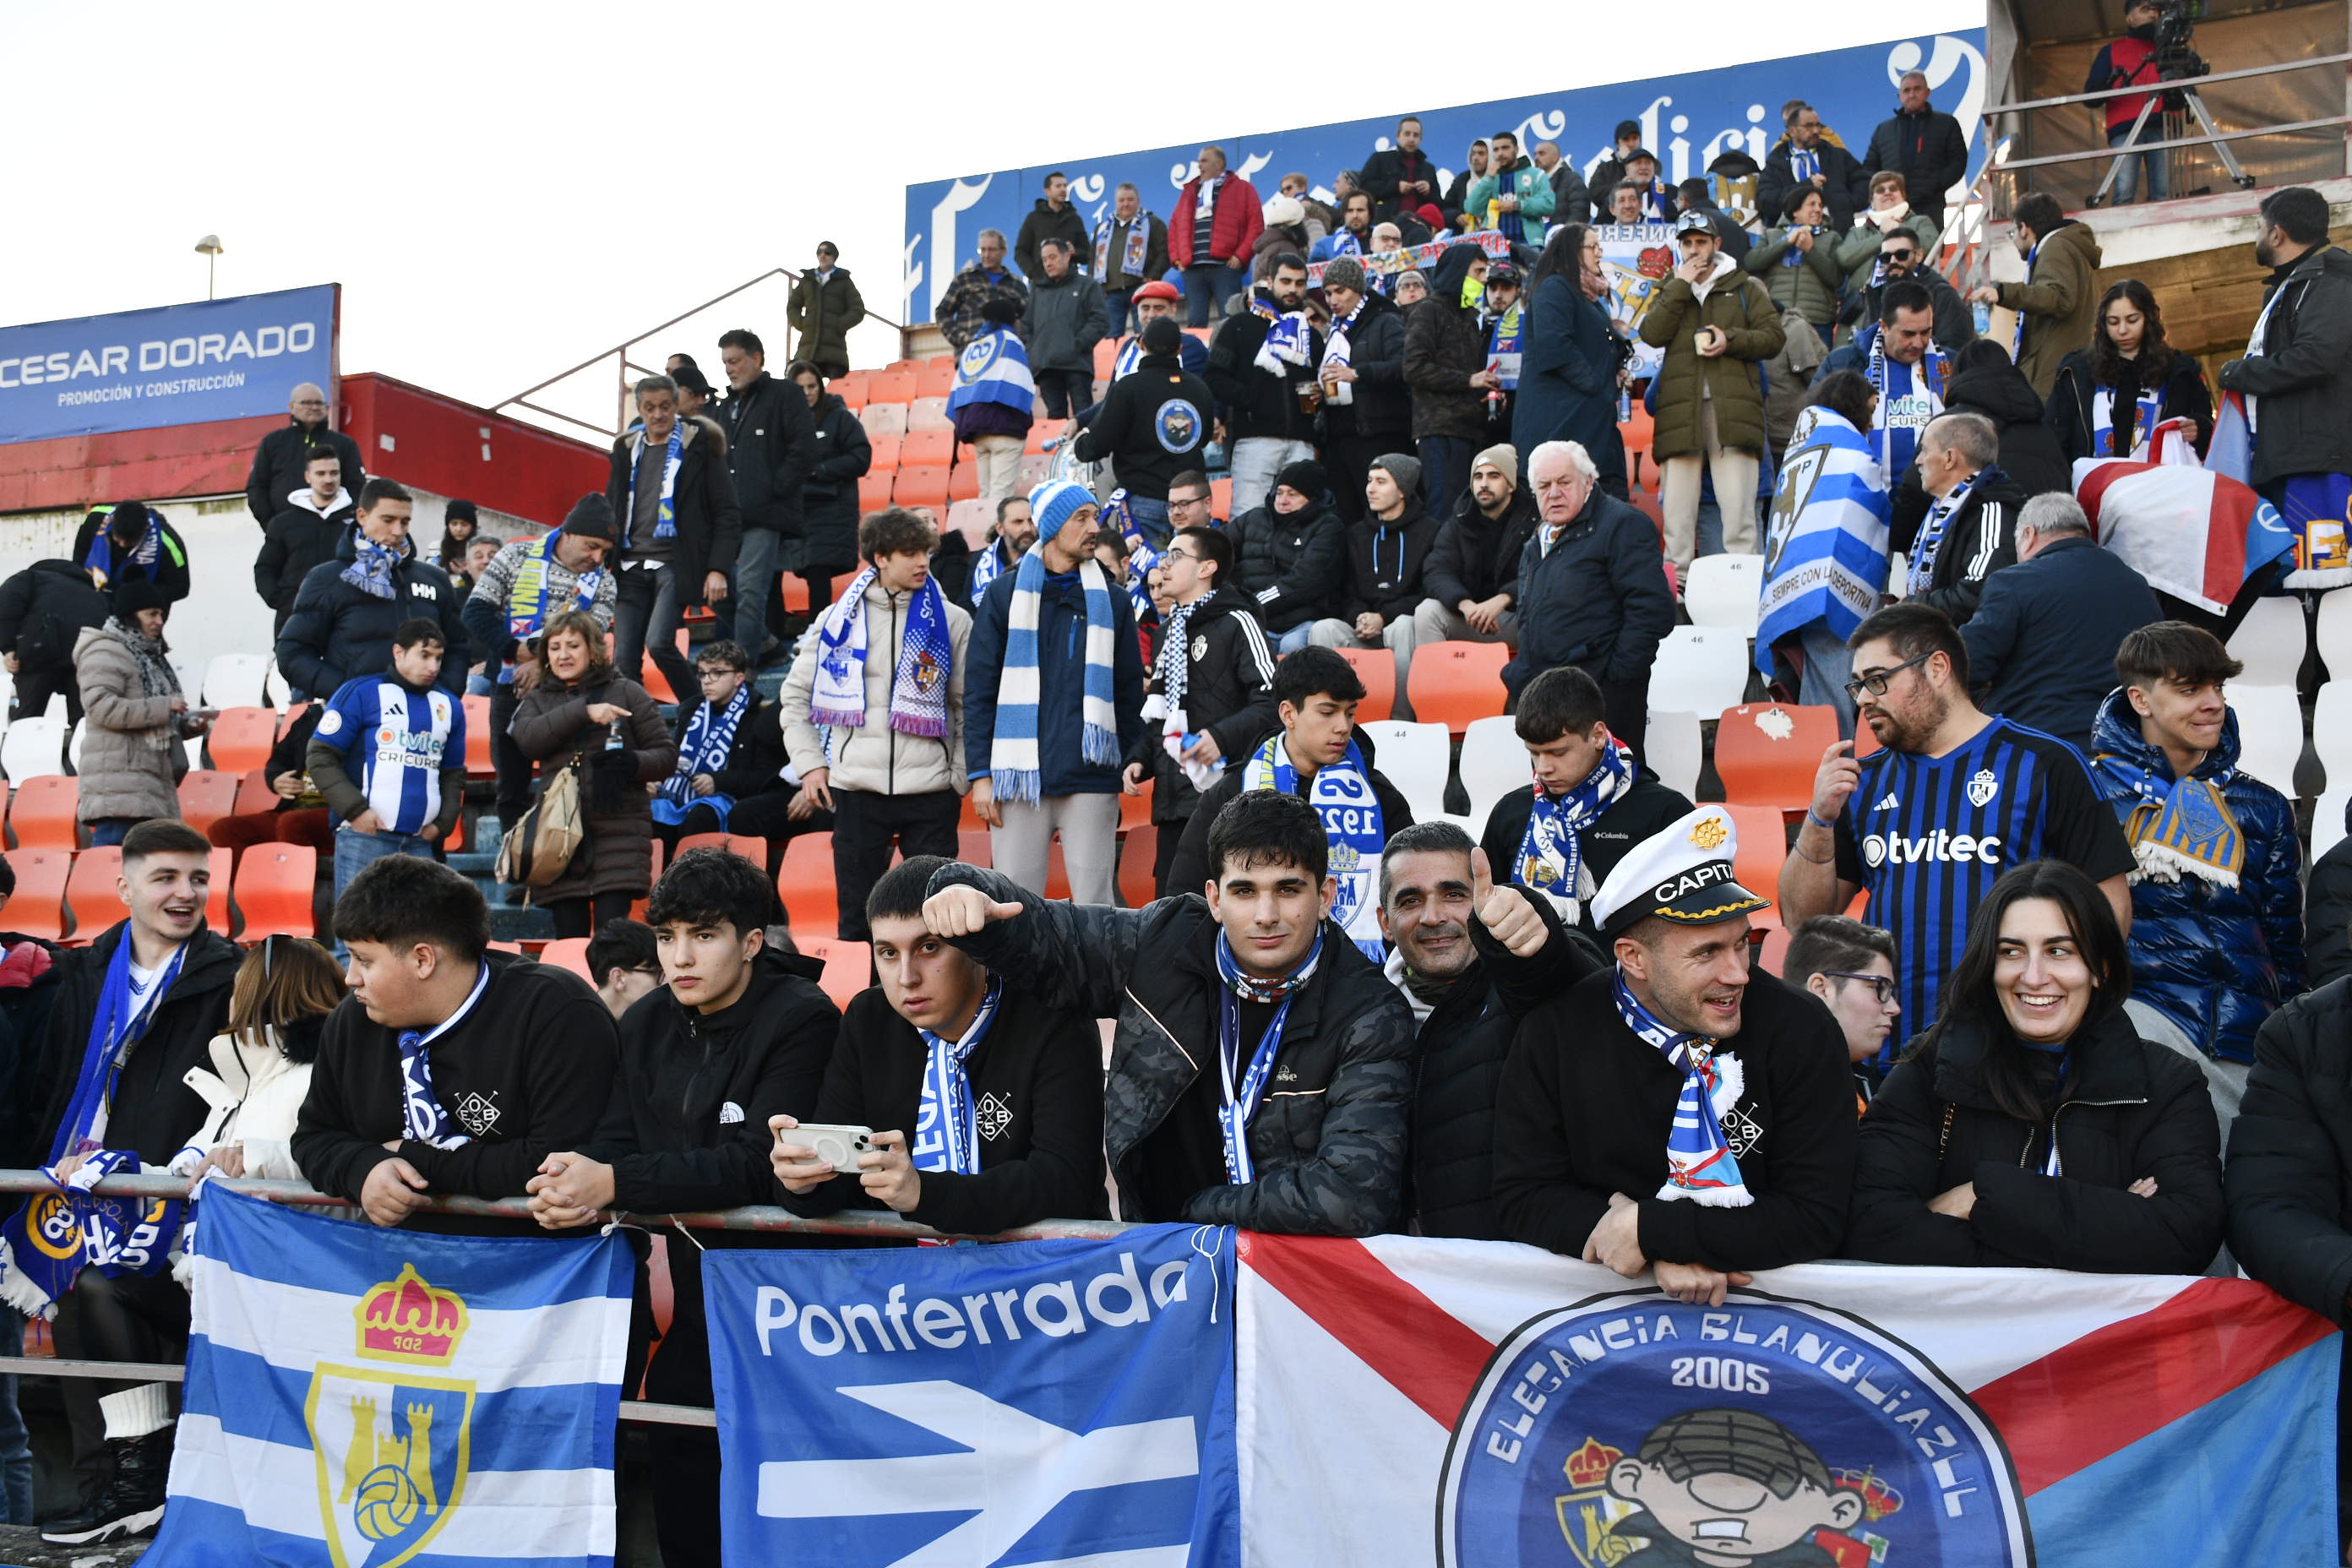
[1848,1013,2224,1274]
[254,494,354,627]
[0,560,108,681]
[930,863,1415,1236]
[2219,245,2352,487]
[1228,503,1345,633]
[1127,588,1280,823]
[1503,486,1674,697]
[1014,199,1092,281]
[1404,243,1494,442]
[590,948,839,1213]
[713,371,816,537]
[1421,486,1539,609]
[2229,980,2352,1323]
[2308,829,2352,991]
[802,391,872,574]
[245,418,366,528]
[1321,291,1412,444]
[275,531,471,698]
[1204,290,1325,444]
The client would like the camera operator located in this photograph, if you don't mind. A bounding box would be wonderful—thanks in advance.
[2087,0,2175,205]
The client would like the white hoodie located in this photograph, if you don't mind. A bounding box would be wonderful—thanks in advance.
[283,483,354,519]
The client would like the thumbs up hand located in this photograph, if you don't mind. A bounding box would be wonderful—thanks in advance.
[922,884,1025,938]
[1472,847,1551,958]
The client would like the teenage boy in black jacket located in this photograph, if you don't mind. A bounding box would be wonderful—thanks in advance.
[528,847,838,1568]
[772,854,1107,1234]
[649,639,798,856]
[293,856,616,1237]
[1491,806,1856,1305]
[923,791,1413,1236]
[1121,526,1280,895]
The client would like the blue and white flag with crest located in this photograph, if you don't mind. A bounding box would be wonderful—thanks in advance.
[1755,406,1892,678]
[946,325,1038,416]
[708,1227,1241,1566]
[142,1186,631,1568]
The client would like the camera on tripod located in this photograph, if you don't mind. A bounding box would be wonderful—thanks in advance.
[2151,0,2211,80]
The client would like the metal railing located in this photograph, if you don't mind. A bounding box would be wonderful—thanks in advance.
[495,270,906,444]
[0,1170,1126,1429]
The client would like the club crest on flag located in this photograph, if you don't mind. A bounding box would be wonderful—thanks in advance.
[1437,1290,2030,1567]
[958,334,1001,379]
[303,1265,477,1568]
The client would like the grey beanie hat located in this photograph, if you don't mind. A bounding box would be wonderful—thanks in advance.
[1369,452,1424,499]
[1320,257,1368,294]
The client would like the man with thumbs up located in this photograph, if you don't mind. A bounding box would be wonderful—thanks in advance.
[919,789,1414,1236]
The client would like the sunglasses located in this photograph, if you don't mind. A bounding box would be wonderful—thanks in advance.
[1883,249,1916,262]
[1844,650,1934,700]
[1822,971,1897,1004]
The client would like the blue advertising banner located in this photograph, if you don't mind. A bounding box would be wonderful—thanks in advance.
[707,1228,1240,1567]
[0,284,338,445]
[901,30,1986,325]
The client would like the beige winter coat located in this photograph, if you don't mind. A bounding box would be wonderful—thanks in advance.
[72,623,190,823]
[780,579,972,798]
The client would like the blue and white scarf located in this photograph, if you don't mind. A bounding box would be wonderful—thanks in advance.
[499,531,604,683]
[988,550,1120,807]
[2092,385,2166,458]
[947,325,1039,416]
[1214,928,1325,1184]
[654,682,750,825]
[1906,470,1981,598]
[1095,215,1151,280]
[0,936,192,1317]
[2094,748,2246,889]
[1105,491,1161,623]
[1614,969,1752,1207]
[1241,733,1385,960]
[970,538,1013,607]
[1251,293,1311,376]
[1864,327,1950,476]
[1516,737,1636,910]
[912,979,1004,1174]
[399,963,490,1152]
[340,534,409,601]
[811,566,952,763]
[625,422,684,547]
[1326,228,1364,259]
[1485,299,1524,391]
[1790,147,1821,184]
[1780,226,1826,267]
[1113,335,1146,382]
[84,509,161,586]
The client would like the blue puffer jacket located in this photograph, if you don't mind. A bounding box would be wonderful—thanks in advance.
[2087,689,2305,1063]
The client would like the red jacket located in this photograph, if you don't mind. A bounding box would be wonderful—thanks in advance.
[1168,173,1264,269]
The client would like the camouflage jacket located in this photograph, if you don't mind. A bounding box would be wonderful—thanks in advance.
[930,863,1413,1236]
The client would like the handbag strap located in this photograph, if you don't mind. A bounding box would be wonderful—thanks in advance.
[1937,1101,1956,1162]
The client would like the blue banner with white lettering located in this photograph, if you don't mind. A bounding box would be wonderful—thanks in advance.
[706,1227,1240,1567]
[0,284,337,445]
[900,31,1986,324]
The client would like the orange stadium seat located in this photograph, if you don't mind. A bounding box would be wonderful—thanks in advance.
[831,372,869,410]
[1119,825,1157,908]
[9,776,79,850]
[957,827,992,868]
[63,847,121,943]
[798,937,871,1010]
[915,357,955,400]
[231,767,276,818]
[1335,649,1395,724]
[1407,642,1511,735]
[3,850,69,942]
[1045,840,1071,901]
[1092,339,1120,379]
[1119,778,1152,832]
[1725,805,1791,928]
[860,402,907,442]
[208,847,232,936]
[1714,704,1840,813]
[894,466,951,509]
[464,694,493,777]
[882,359,920,377]
[780,574,811,614]
[177,770,238,836]
[206,707,277,774]
[233,844,317,940]
[678,833,767,868]
[867,433,902,472]
[1211,478,1233,520]
[1023,423,1055,455]
[867,371,916,406]
[538,938,593,982]
[777,833,837,936]
[858,473,894,514]
[1755,923,1794,977]
[901,429,954,469]
[629,839,666,924]
[949,464,980,504]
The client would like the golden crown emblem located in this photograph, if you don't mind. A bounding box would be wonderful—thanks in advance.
[355,1263,470,1366]
[1563,1436,1625,1490]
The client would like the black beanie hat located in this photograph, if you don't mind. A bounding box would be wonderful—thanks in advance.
[560,493,618,542]
[117,577,169,616]
[1274,460,1327,503]
[981,296,1023,328]
[1141,316,1182,357]
[444,499,478,525]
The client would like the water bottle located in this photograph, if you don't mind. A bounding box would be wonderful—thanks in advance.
[1618,387,1633,424]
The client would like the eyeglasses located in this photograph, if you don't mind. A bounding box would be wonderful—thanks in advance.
[1168,495,1209,510]
[1843,650,1934,700]
[1163,548,1201,563]
[1822,971,1897,1004]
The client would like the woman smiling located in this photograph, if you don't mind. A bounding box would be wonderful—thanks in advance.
[1843,859,2224,1273]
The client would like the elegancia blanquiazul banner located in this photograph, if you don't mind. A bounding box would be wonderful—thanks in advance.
[899,31,1986,325]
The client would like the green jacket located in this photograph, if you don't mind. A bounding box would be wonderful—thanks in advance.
[1465,159,1556,230]
[1995,220,2103,396]
[1744,226,1844,328]
[1638,259,1785,459]
[787,268,867,372]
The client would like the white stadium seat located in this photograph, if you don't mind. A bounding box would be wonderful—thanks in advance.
[1648,627,1752,721]
[2,716,66,781]
[2318,588,2352,682]
[1646,710,1703,800]
[2229,683,2306,795]
[2228,596,2306,688]
[1683,554,1763,635]
[1359,720,1451,824]
[204,652,271,710]
[1456,716,1527,836]
[2312,681,2352,793]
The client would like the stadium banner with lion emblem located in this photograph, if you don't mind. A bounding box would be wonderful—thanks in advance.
[141,1185,631,1568]
[1237,1234,2339,1565]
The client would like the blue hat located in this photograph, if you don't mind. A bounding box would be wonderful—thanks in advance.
[1028,478,1097,539]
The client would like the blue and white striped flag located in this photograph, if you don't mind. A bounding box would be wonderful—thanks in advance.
[946,325,1038,417]
[1755,406,1892,677]
[143,1186,631,1568]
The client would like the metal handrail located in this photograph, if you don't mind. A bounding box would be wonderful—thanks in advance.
[0,1170,1130,1429]
[1989,114,2352,174]
[1982,51,2352,117]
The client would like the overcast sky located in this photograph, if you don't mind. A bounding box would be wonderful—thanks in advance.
[6,0,1979,437]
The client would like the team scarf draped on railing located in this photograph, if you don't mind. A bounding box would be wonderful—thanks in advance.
[1240,733,1384,960]
[988,550,1120,807]
[1515,737,1636,911]
[399,964,489,1152]
[1215,927,1325,1184]
[653,681,751,826]
[1756,406,1892,678]
[912,979,1005,1175]
[808,566,953,770]
[0,935,191,1317]
[1612,968,1752,1206]
[625,422,684,546]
